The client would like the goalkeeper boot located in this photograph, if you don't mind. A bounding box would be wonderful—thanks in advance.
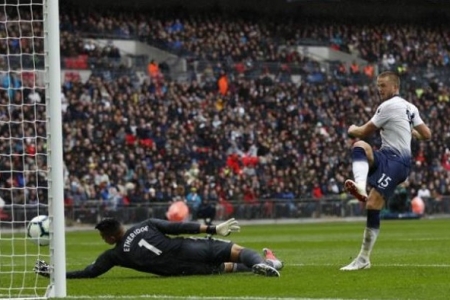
[252,263,280,277]
[263,248,284,270]
[344,180,368,203]
[340,256,371,271]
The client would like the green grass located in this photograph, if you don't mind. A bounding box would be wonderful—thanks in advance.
[1,219,450,299]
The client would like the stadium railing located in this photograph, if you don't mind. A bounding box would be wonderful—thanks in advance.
[1,196,449,227]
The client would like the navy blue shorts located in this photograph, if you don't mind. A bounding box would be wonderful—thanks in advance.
[368,148,411,200]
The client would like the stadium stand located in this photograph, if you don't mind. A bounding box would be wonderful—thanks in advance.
[1,2,450,224]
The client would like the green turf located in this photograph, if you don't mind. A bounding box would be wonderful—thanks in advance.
[1,219,450,299]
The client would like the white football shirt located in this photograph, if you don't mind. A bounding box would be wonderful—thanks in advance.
[370,96,424,157]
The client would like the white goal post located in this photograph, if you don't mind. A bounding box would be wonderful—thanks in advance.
[0,0,66,299]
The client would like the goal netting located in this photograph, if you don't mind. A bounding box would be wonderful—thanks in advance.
[0,0,65,298]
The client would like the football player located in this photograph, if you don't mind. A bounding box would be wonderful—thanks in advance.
[342,71,431,270]
[35,217,283,278]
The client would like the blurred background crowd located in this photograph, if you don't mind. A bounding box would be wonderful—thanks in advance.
[0,0,449,223]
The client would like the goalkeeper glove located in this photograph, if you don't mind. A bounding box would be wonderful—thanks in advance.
[214,218,240,236]
[34,260,51,278]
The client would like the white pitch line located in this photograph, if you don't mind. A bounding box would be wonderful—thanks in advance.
[60,295,363,300]
[0,297,45,300]
[2,262,450,268]
[289,263,450,268]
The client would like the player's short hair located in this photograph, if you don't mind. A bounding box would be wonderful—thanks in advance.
[95,218,121,235]
[378,71,400,87]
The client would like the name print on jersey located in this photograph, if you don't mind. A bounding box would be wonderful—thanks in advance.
[123,226,149,252]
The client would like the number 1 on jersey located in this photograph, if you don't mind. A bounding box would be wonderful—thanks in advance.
[138,239,162,256]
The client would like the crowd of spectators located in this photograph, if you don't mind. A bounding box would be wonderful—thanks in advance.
[0,5,126,73]
[1,6,450,222]
[58,8,450,77]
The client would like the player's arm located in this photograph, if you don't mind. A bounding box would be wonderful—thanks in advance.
[34,251,115,279]
[148,218,240,236]
[348,121,378,139]
[148,218,202,235]
[412,123,431,141]
[65,250,115,279]
[411,106,431,141]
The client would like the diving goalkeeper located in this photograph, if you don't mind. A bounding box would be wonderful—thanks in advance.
[34,218,283,278]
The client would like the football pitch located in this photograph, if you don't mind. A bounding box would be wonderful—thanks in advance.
[1,218,449,299]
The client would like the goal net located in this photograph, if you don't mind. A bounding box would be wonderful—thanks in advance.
[0,0,65,299]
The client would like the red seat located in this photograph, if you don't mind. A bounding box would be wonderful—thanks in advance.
[125,134,136,145]
[64,58,74,69]
[139,138,153,148]
[76,55,88,69]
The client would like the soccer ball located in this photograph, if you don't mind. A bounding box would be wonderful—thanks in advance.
[27,215,50,246]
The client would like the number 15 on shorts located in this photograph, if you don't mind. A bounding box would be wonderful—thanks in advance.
[378,173,392,188]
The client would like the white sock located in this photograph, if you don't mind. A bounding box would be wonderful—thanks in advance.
[358,227,379,260]
[352,161,369,187]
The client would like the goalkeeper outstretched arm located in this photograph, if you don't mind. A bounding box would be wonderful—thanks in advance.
[35,250,115,279]
[67,250,115,278]
[66,262,113,278]
[150,218,240,237]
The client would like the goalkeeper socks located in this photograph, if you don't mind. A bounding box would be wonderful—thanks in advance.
[351,147,369,186]
[238,248,264,268]
[232,263,252,273]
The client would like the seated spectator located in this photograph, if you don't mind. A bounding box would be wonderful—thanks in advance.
[417,184,431,200]
[186,187,202,221]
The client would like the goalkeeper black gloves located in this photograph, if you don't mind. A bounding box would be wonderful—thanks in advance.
[34,259,51,278]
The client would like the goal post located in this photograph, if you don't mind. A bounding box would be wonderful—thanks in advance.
[45,0,66,297]
[0,0,66,298]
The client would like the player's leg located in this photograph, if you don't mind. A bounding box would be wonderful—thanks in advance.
[223,247,283,273]
[358,189,384,262]
[229,244,280,277]
[342,150,409,271]
[345,140,375,202]
[223,262,251,273]
[340,188,384,271]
